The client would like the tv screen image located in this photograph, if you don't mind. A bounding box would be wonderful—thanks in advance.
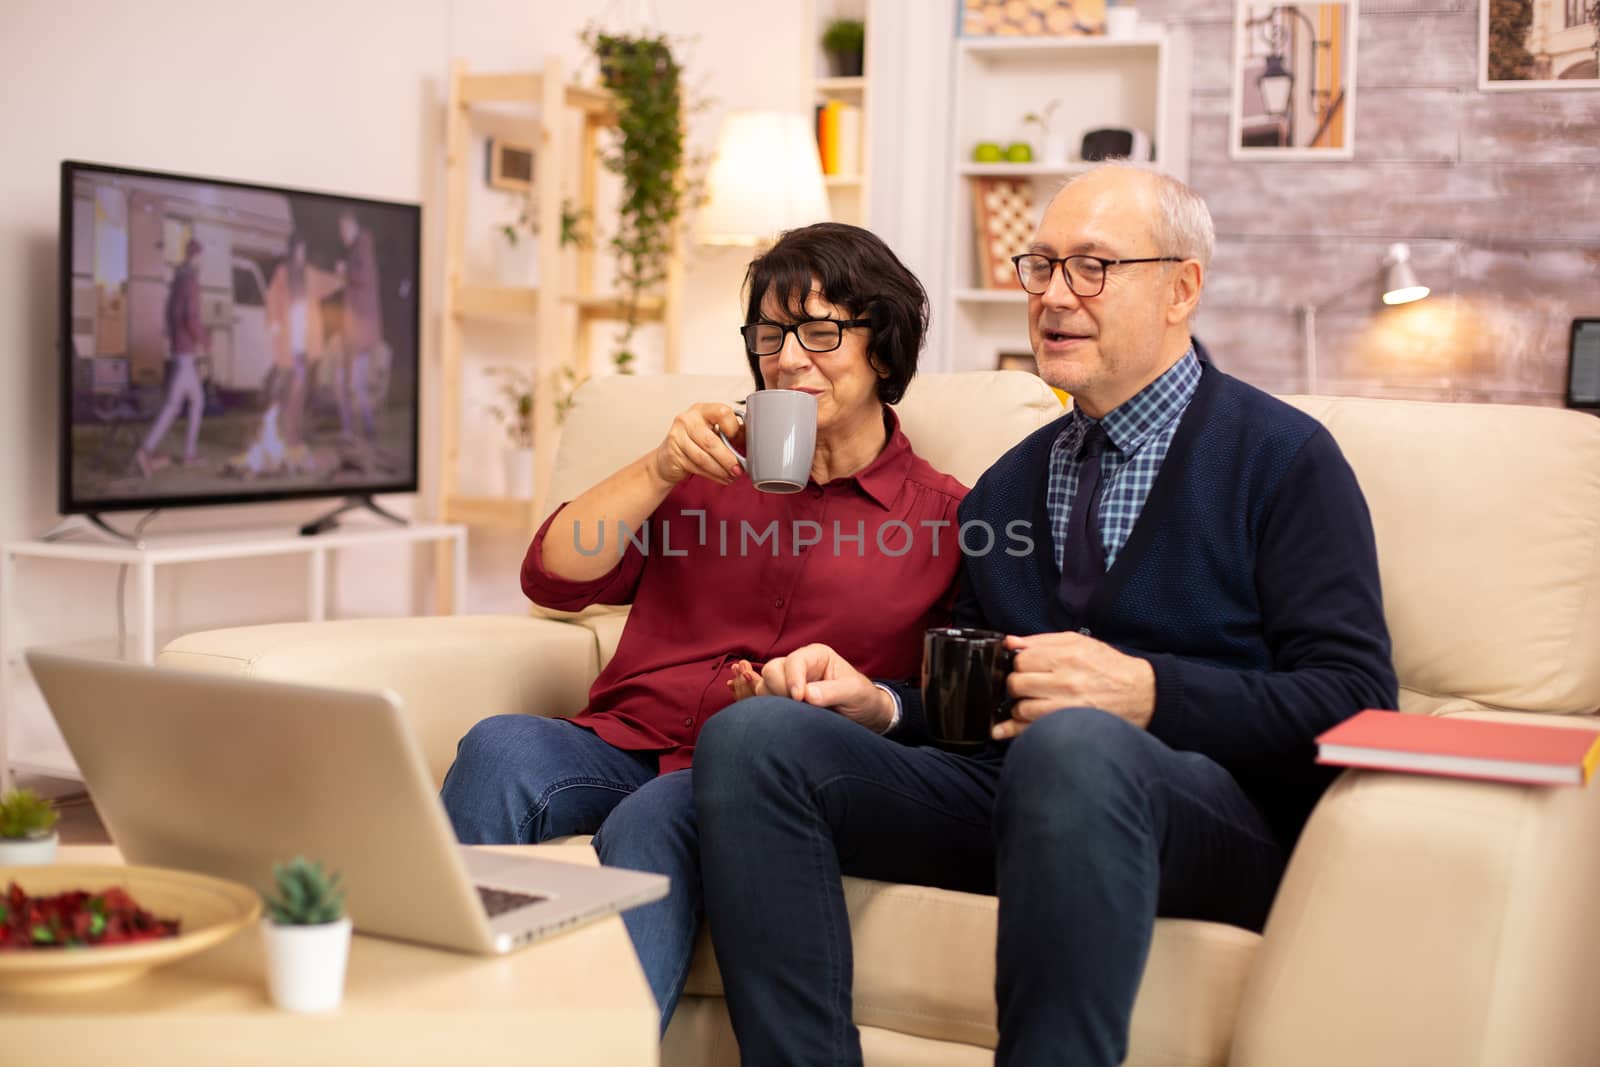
[59,161,421,515]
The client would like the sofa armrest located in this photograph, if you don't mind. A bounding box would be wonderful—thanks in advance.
[158,616,600,787]
[1230,768,1600,1067]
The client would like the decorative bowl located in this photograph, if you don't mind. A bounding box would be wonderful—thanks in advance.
[0,864,259,994]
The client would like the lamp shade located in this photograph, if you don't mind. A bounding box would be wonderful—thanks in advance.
[696,111,830,247]
[1381,242,1429,305]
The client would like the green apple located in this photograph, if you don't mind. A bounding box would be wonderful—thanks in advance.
[972,141,1004,163]
[1005,141,1035,163]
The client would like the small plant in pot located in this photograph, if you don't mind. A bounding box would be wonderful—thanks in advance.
[0,788,59,866]
[484,365,536,499]
[260,856,350,1013]
[1022,100,1069,166]
[822,18,866,77]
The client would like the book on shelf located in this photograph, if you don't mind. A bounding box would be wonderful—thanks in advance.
[1316,709,1600,786]
[834,102,861,178]
[815,100,850,176]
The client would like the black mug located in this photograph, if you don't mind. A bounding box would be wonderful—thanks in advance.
[921,627,1014,751]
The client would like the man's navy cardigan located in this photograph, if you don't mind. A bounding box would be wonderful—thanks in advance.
[891,364,1398,846]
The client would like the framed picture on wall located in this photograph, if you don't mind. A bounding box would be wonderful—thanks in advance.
[485,138,535,192]
[1230,1,1359,160]
[1480,0,1600,90]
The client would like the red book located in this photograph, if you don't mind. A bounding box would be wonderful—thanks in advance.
[1316,709,1600,786]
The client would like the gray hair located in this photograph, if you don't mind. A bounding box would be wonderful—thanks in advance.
[1062,161,1214,269]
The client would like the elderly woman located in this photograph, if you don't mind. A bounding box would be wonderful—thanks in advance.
[440,222,965,1031]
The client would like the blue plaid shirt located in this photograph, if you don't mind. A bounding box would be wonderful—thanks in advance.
[1048,348,1201,573]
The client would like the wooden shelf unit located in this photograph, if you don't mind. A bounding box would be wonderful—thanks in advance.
[436,58,683,602]
[811,2,870,227]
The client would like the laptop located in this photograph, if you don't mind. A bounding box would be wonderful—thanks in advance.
[25,650,669,956]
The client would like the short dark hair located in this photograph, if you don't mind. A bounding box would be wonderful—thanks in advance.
[741,222,928,405]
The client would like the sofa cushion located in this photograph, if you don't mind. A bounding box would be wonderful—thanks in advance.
[158,616,597,786]
[576,610,630,670]
[547,371,1064,526]
[1285,396,1600,717]
[680,875,1258,1066]
[892,370,1065,488]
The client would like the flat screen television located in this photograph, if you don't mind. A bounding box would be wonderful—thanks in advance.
[59,160,421,523]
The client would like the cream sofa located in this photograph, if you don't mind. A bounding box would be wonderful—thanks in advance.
[159,371,1600,1067]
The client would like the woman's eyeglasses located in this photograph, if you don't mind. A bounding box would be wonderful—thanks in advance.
[740,318,871,356]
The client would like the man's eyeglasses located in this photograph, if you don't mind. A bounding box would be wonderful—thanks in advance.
[740,318,871,357]
[1010,253,1184,298]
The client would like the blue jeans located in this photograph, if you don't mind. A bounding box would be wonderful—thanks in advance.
[694,698,1287,1067]
[439,715,701,1032]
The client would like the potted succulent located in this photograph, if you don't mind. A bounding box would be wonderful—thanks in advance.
[260,856,350,1013]
[821,18,866,77]
[0,787,59,866]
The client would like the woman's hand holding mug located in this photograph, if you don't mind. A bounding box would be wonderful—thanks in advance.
[652,403,746,487]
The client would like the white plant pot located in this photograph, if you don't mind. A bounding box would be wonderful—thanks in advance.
[1042,134,1072,166]
[503,446,535,499]
[0,832,58,866]
[261,916,353,1013]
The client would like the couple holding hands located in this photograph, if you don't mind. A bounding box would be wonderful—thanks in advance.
[442,163,1397,1067]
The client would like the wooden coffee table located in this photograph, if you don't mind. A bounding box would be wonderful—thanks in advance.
[1,844,658,1066]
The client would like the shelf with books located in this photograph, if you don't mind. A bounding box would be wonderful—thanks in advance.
[811,1,870,227]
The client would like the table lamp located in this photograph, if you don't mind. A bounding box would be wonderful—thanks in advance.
[695,111,830,247]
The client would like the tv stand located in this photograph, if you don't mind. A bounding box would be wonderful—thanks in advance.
[299,495,409,537]
[39,513,147,547]
[2,522,467,790]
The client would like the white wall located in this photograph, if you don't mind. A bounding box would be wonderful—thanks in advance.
[0,0,809,769]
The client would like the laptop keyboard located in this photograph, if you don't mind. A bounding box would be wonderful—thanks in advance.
[476,885,547,918]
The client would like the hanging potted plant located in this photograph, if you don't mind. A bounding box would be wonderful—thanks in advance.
[260,856,350,1013]
[0,787,59,866]
[583,26,690,376]
[821,18,866,78]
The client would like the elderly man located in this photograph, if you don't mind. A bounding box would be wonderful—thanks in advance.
[691,163,1398,1066]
